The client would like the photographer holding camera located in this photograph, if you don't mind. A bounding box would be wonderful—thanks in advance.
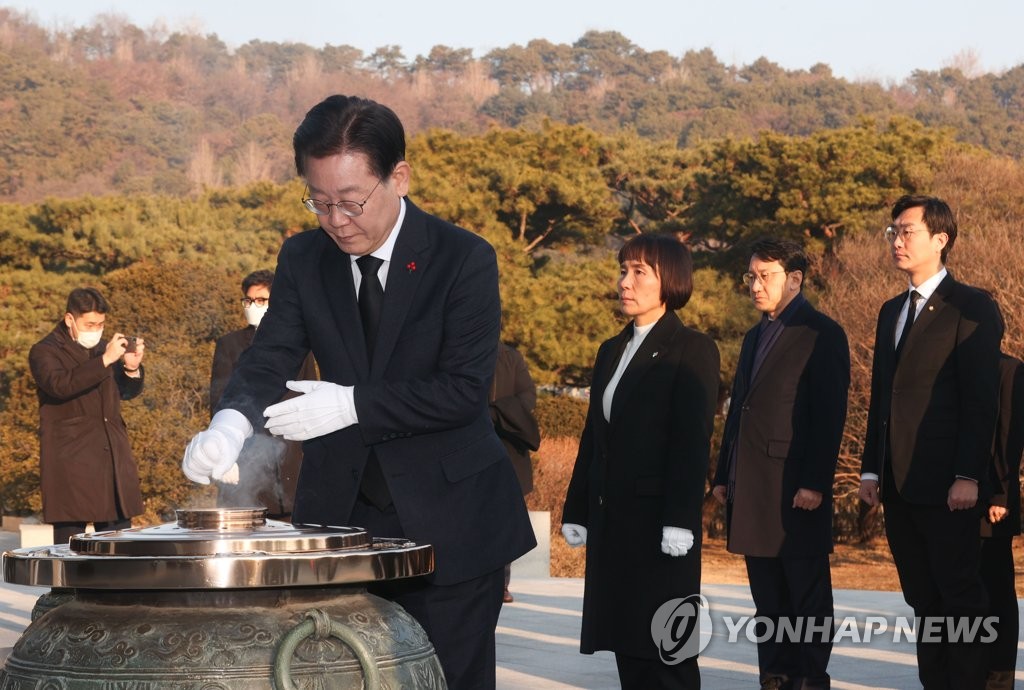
[28,287,146,545]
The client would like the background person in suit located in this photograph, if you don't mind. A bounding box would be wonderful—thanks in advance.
[712,238,850,690]
[29,287,146,545]
[182,94,536,689]
[978,299,1022,690]
[210,269,316,520]
[859,194,1001,690]
[489,341,540,603]
[562,233,720,689]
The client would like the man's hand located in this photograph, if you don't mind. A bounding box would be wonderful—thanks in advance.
[858,479,880,507]
[711,484,728,505]
[102,332,128,367]
[561,523,587,547]
[182,409,251,484]
[988,505,1009,524]
[122,336,145,372]
[660,526,695,557]
[264,381,355,441]
[948,478,978,511]
[792,488,823,510]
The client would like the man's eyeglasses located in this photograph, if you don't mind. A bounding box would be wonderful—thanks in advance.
[884,225,920,244]
[302,179,382,217]
[741,270,787,288]
[241,297,269,307]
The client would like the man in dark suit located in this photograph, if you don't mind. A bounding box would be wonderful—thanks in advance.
[209,269,316,520]
[979,302,1023,690]
[859,195,1001,690]
[489,341,540,603]
[182,95,536,689]
[713,238,849,690]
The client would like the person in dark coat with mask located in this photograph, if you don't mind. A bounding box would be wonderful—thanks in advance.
[562,233,720,689]
[29,287,146,546]
[210,269,316,519]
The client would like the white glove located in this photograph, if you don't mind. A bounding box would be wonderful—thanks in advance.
[263,380,357,441]
[182,409,252,485]
[218,463,240,485]
[561,523,587,547]
[661,526,695,557]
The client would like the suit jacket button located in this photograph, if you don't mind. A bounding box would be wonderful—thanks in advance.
[598,495,604,506]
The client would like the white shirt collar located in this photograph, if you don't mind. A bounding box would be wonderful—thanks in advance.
[350,197,406,266]
[908,266,947,302]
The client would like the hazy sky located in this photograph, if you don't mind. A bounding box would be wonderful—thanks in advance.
[9,0,1024,83]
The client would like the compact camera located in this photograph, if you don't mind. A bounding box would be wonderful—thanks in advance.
[124,336,139,353]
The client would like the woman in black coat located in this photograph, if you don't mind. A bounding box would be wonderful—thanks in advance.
[562,233,720,689]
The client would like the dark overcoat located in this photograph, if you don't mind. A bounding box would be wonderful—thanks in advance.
[210,325,317,516]
[713,298,850,558]
[217,200,536,586]
[29,321,144,523]
[562,310,719,658]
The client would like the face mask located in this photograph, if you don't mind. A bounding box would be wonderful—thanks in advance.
[244,304,268,328]
[73,324,103,349]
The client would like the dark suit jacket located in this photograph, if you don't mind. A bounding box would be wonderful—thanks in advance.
[983,353,1024,538]
[210,325,317,516]
[562,311,720,658]
[713,298,849,558]
[861,273,1001,504]
[490,343,539,495]
[218,200,536,585]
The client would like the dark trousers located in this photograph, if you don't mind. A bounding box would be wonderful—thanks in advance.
[351,497,505,690]
[745,554,833,689]
[614,653,700,689]
[979,532,1019,674]
[883,487,989,690]
[51,518,132,546]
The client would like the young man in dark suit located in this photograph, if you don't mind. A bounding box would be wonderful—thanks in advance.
[713,238,850,690]
[209,269,316,520]
[182,95,536,689]
[859,195,1001,690]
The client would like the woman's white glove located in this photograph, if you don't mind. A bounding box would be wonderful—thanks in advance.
[660,526,695,557]
[263,381,356,441]
[561,523,588,547]
[182,409,252,484]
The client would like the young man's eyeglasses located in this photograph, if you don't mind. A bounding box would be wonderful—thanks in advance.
[302,179,382,217]
[884,225,920,244]
[241,297,269,307]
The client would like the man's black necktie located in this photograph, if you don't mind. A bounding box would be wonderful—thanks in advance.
[895,290,921,361]
[356,255,384,362]
[355,254,391,509]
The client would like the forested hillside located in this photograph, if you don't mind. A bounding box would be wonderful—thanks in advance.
[2,7,1023,536]
[2,8,1024,201]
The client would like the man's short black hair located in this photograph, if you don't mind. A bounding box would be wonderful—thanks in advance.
[293,95,406,181]
[65,287,108,317]
[242,269,275,294]
[750,237,809,276]
[891,194,957,263]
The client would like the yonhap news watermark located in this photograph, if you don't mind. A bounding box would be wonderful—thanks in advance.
[650,594,999,662]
